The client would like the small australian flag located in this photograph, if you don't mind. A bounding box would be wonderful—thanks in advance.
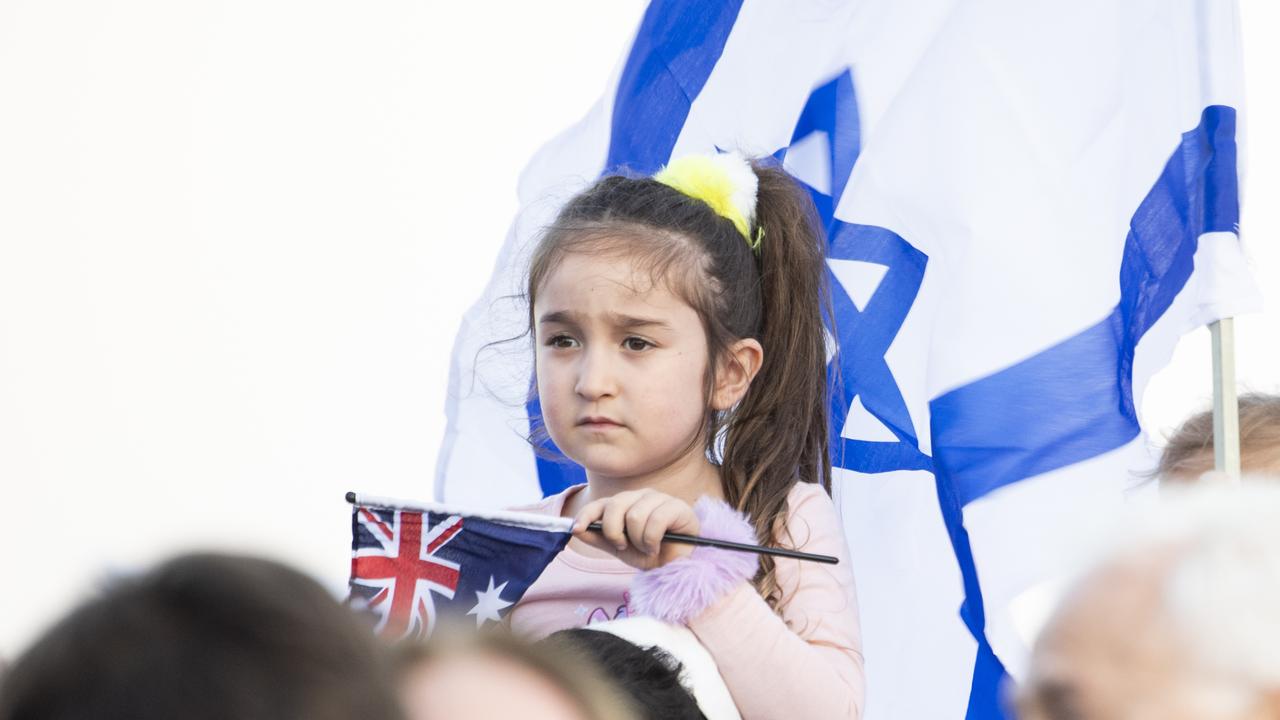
[347,493,571,639]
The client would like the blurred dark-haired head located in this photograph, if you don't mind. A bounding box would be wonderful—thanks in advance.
[544,628,706,720]
[0,553,401,720]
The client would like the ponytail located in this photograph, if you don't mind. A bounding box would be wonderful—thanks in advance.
[718,162,832,603]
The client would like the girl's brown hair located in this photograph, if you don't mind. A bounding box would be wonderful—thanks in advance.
[526,158,833,604]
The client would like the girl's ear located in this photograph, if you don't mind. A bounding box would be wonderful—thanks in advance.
[711,338,764,411]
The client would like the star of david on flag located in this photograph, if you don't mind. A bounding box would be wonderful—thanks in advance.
[434,1,1261,717]
[347,494,572,639]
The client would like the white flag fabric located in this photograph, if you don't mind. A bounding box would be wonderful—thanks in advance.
[435,1,1261,717]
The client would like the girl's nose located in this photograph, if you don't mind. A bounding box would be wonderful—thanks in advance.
[574,348,617,400]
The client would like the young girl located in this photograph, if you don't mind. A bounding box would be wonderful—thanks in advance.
[507,152,865,719]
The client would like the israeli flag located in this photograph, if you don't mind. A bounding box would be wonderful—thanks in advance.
[435,1,1261,717]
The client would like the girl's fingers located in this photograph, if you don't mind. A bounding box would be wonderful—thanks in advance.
[640,499,695,555]
[572,497,609,533]
[572,497,629,556]
[599,491,643,551]
[571,490,700,566]
[622,492,670,555]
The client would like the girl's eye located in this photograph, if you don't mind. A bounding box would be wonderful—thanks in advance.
[547,334,578,349]
[623,337,653,352]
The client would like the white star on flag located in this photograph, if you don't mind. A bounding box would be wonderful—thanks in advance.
[467,576,513,627]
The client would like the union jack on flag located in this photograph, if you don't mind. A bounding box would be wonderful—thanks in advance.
[347,493,572,639]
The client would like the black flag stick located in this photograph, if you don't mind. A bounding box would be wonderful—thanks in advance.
[586,522,838,564]
[345,492,838,565]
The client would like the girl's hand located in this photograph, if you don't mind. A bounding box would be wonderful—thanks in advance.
[572,489,700,570]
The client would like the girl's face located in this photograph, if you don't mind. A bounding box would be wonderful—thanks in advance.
[533,251,712,483]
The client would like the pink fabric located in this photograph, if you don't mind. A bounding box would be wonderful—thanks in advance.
[508,483,865,720]
[629,498,759,623]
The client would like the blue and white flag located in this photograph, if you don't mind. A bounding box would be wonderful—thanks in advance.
[435,1,1261,717]
[348,494,571,639]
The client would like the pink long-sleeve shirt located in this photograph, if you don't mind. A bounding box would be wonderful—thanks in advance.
[508,481,866,720]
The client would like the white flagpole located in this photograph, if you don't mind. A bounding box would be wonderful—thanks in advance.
[1210,318,1242,480]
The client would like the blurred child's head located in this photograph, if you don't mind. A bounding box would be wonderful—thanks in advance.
[526,154,832,599]
[393,628,636,720]
[1157,393,1280,485]
[0,553,401,720]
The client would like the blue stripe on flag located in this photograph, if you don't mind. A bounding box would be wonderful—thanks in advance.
[927,108,1237,718]
[934,464,1012,719]
[605,0,744,175]
[930,105,1239,506]
[967,639,1011,718]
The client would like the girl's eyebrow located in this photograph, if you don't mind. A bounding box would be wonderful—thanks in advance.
[538,310,579,326]
[537,309,670,331]
[607,312,671,331]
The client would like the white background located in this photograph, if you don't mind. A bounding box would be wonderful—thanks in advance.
[0,0,1275,658]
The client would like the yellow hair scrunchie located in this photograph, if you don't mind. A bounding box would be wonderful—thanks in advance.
[653,152,761,252]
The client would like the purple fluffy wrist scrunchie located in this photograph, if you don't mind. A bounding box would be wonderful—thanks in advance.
[629,497,759,624]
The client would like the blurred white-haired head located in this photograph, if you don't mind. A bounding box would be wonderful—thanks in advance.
[1018,479,1280,720]
[1154,478,1280,690]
